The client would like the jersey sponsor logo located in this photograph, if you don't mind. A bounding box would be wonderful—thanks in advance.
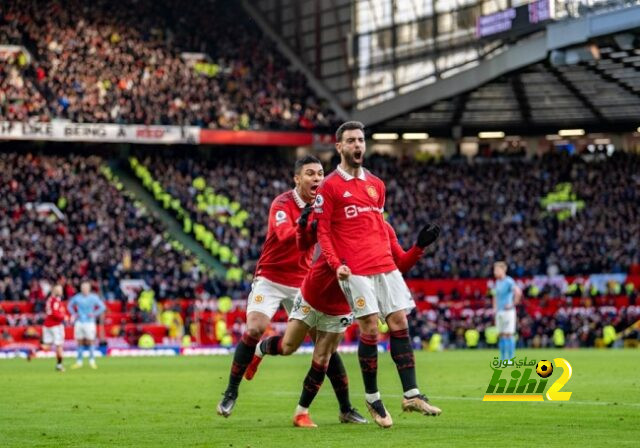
[344,204,383,218]
[358,205,383,213]
[344,205,358,219]
[366,185,378,199]
[343,191,352,198]
[355,297,366,309]
[254,294,264,304]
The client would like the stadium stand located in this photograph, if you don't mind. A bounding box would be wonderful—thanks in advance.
[374,151,640,279]
[0,52,49,122]
[0,150,236,302]
[135,149,294,272]
[0,0,336,130]
[1,146,638,348]
[2,294,637,349]
[138,149,640,279]
[405,292,639,350]
[0,0,638,352]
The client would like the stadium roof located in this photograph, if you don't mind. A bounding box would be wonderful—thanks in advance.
[354,6,640,137]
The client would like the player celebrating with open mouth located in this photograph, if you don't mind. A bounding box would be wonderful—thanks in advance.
[313,121,442,427]
[216,156,366,424]
[246,209,440,427]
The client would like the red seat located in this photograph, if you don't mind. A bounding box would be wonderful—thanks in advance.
[615,296,629,308]
[0,326,42,342]
[105,301,123,312]
[104,312,129,325]
[0,301,33,313]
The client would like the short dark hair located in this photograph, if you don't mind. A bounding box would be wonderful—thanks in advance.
[294,155,322,174]
[335,121,365,142]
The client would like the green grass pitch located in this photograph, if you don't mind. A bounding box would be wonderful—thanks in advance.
[1,349,638,447]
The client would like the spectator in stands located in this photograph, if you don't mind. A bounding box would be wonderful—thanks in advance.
[0,150,235,305]
[0,0,336,130]
[140,149,640,280]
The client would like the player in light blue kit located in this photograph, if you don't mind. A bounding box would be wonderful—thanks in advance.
[68,282,106,369]
[492,262,522,361]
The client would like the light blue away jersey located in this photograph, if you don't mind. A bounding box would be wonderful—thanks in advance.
[68,293,106,323]
[495,276,516,311]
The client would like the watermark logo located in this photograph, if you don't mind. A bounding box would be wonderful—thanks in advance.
[483,357,572,402]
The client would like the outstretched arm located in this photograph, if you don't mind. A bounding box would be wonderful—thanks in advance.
[387,222,440,273]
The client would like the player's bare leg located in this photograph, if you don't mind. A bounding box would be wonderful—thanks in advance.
[386,311,441,416]
[27,343,38,361]
[217,311,269,417]
[309,326,365,424]
[293,330,341,428]
[245,317,308,381]
[357,313,392,428]
[249,320,366,423]
[55,344,65,371]
[41,343,65,371]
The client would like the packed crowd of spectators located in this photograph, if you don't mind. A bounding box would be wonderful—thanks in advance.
[139,148,294,271]
[141,149,640,279]
[408,301,639,349]
[0,47,50,122]
[0,150,242,306]
[0,0,336,130]
[376,151,640,278]
[1,148,638,347]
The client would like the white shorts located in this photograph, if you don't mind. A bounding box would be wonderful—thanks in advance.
[246,276,297,319]
[496,309,516,334]
[289,293,353,334]
[42,325,65,346]
[74,322,97,341]
[339,269,415,319]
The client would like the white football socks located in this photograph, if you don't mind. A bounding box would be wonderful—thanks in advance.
[403,388,420,399]
[365,392,381,403]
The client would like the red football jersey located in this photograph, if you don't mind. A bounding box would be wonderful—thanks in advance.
[254,189,314,288]
[314,166,396,275]
[43,296,65,327]
[302,222,424,315]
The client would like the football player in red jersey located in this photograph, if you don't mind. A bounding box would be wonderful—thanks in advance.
[246,217,439,427]
[312,121,442,427]
[217,156,366,424]
[42,284,67,371]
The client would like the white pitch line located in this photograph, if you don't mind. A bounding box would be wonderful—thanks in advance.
[270,391,640,407]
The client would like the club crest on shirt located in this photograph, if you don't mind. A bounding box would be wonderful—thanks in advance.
[366,185,378,199]
[314,194,324,206]
[355,297,366,309]
[254,294,264,303]
[301,306,311,315]
[275,210,287,222]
